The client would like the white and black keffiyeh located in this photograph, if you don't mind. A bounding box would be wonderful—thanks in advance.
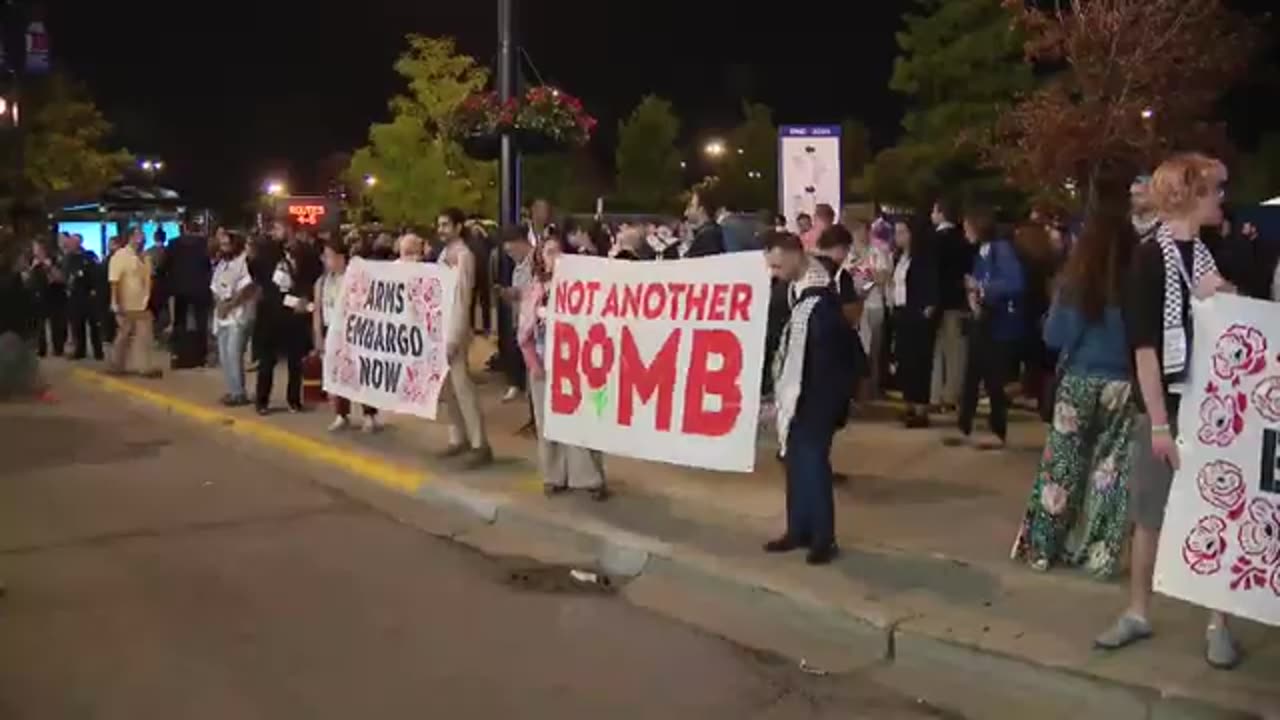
[1156,224,1216,379]
[773,258,831,454]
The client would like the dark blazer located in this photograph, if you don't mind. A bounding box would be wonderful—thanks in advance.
[686,222,725,258]
[933,224,973,311]
[898,251,940,314]
[160,234,212,300]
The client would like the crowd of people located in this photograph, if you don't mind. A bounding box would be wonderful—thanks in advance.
[5,147,1278,670]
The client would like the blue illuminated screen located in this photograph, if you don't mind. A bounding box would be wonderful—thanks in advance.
[56,220,182,258]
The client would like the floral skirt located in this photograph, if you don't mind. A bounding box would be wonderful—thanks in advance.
[1011,373,1136,578]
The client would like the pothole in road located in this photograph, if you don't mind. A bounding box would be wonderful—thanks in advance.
[499,564,618,595]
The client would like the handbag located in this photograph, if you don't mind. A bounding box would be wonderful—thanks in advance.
[1040,319,1088,423]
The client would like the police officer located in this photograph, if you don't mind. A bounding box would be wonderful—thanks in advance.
[61,233,105,361]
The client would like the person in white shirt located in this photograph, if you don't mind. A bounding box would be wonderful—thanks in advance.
[847,219,892,398]
[313,239,381,433]
[436,208,492,469]
[211,231,256,405]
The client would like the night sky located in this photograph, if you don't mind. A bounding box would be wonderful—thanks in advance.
[43,1,1278,214]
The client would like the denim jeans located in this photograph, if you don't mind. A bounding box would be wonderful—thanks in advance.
[216,323,248,399]
[783,419,837,549]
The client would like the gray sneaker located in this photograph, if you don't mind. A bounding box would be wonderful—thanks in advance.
[1205,624,1240,670]
[1094,614,1153,650]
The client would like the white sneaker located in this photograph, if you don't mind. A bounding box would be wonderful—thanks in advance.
[362,415,382,433]
[501,387,520,403]
[327,416,349,432]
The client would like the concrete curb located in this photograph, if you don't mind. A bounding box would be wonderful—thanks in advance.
[408,475,1267,717]
[71,368,1270,719]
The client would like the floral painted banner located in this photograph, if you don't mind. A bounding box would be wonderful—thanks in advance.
[322,258,456,420]
[1154,294,1280,626]
[540,253,770,472]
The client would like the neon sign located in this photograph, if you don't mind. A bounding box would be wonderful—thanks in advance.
[287,204,327,226]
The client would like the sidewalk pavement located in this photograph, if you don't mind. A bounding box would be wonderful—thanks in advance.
[58,344,1278,719]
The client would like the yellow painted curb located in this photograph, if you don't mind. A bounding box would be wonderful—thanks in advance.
[69,368,425,493]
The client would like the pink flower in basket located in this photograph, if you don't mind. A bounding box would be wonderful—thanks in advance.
[1212,324,1267,383]
[1182,516,1229,576]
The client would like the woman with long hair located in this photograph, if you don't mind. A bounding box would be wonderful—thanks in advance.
[1012,180,1138,577]
[888,219,938,427]
[517,235,608,500]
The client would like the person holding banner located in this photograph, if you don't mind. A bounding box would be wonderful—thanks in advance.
[518,234,608,499]
[313,239,381,433]
[435,208,492,469]
[1095,153,1240,669]
[763,231,859,565]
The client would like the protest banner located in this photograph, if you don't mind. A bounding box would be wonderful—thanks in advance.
[541,253,770,472]
[322,257,455,420]
[1154,295,1280,627]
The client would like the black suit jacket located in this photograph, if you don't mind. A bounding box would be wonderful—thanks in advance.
[899,251,939,314]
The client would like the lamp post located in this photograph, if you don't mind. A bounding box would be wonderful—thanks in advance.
[497,0,519,226]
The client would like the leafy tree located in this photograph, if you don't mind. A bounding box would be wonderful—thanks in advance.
[0,74,132,214]
[613,95,683,213]
[522,150,600,213]
[987,0,1258,206]
[1236,132,1280,205]
[840,118,872,197]
[714,102,777,212]
[865,0,1033,207]
[348,35,497,225]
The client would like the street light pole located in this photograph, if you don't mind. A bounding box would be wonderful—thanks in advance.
[497,0,519,226]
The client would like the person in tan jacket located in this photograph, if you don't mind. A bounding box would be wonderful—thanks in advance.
[436,208,492,468]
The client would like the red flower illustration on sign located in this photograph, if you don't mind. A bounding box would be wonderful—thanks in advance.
[344,267,370,310]
[331,343,358,386]
[407,276,442,320]
[1182,515,1229,576]
[1252,375,1280,423]
[1196,460,1247,519]
[1238,497,1280,566]
[400,362,428,404]
[1229,556,1269,592]
[1212,324,1268,386]
[1272,566,1280,597]
[1196,391,1246,448]
[581,323,614,389]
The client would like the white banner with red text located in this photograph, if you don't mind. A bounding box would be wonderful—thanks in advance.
[1154,294,1280,627]
[540,253,770,472]
[322,258,456,420]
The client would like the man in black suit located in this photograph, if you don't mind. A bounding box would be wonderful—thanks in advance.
[160,221,213,367]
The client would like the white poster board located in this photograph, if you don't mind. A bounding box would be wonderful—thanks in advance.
[1154,294,1280,626]
[322,257,456,420]
[541,253,770,472]
[778,125,842,231]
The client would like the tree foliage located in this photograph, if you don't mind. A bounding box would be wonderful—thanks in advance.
[1237,132,1280,205]
[986,0,1258,204]
[613,95,683,213]
[713,102,778,212]
[865,0,1032,207]
[0,74,132,212]
[348,35,497,226]
[522,150,600,213]
[840,118,872,197]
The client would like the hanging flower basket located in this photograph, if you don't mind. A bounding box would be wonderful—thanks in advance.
[511,86,596,155]
[449,86,596,160]
[459,134,502,162]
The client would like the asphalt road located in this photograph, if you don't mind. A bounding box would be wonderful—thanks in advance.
[0,381,957,720]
